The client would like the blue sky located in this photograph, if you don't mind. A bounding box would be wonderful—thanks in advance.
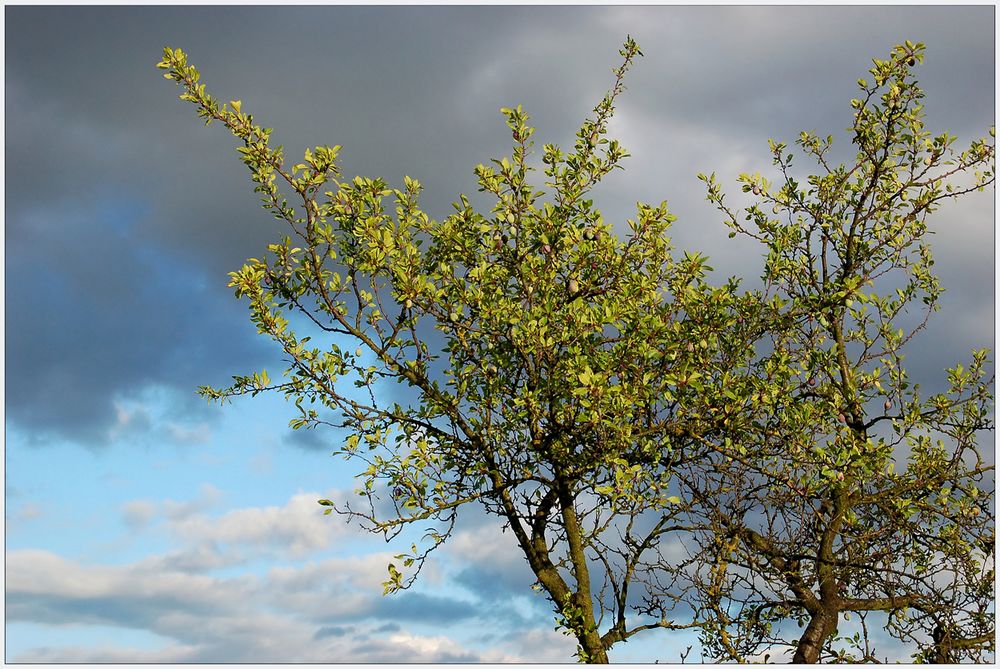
[5,5,995,663]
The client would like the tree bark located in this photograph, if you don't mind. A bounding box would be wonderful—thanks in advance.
[556,481,608,662]
[578,624,610,663]
[792,609,838,663]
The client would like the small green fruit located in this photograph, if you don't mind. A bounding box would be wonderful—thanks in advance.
[568,278,579,294]
[449,311,459,323]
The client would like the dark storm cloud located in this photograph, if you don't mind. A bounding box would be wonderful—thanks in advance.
[5,193,274,445]
[6,6,993,446]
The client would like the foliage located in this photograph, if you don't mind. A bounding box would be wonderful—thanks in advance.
[695,41,995,663]
[158,38,764,662]
[158,37,994,663]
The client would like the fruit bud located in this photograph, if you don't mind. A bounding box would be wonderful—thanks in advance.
[837,471,845,482]
[752,185,761,196]
[772,205,781,215]
[541,244,552,254]
[686,342,695,353]
[884,400,892,411]
[568,278,579,294]
[808,377,816,387]
[923,156,933,166]
[907,57,916,67]
[837,413,847,423]
[404,298,413,309]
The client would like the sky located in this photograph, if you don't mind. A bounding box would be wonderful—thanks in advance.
[4,4,995,663]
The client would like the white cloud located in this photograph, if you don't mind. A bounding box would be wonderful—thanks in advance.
[7,481,584,662]
[162,483,223,521]
[5,545,541,662]
[168,490,348,559]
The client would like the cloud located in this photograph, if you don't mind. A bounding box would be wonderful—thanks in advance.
[5,544,549,662]
[9,482,585,661]
[371,591,478,624]
[446,521,539,604]
[313,624,353,639]
[161,483,224,522]
[120,500,157,530]
[116,486,350,568]
[284,425,335,451]
[4,195,273,447]
[167,491,346,560]
[5,6,992,451]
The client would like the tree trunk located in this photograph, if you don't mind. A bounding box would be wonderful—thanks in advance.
[578,629,609,663]
[792,609,838,663]
[930,623,954,664]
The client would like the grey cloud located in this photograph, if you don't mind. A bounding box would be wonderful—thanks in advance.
[120,499,156,530]
[313,624,353,640]
[371,591,478,624]
[284,424,336,452]
[6,5,993,456]
[5,189,273,446]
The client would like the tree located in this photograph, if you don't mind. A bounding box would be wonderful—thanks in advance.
[694,41,995,663]
[157,38,760,662]
[158,38,994,664]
